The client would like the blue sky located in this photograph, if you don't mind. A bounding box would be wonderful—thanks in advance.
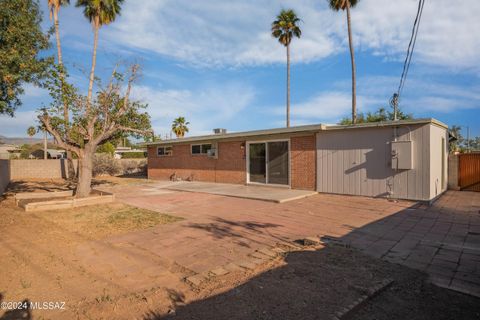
[1,0,479,139]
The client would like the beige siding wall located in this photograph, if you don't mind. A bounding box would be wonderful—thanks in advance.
[316,124,432,201]
[429,124,449,198]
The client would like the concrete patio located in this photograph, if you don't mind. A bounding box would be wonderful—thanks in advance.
[161,181,318,203]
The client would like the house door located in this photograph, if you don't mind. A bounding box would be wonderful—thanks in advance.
[248,141,289,186]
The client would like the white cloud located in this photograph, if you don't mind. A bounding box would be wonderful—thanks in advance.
[131,82,256,137]
[352,0,480,70]
[0,111,38,137]
[104,0,341,67]
[96,0,480,70]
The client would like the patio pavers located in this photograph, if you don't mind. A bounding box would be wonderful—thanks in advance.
[92,183,480,297]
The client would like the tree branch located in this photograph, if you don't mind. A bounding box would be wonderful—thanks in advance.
[40,114,82,155]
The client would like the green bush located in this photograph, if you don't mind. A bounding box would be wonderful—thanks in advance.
[121,152,147,159]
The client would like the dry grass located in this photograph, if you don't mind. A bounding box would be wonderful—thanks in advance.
[35,202,182,239]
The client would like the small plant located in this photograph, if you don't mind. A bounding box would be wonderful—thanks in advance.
[20,279,31,289]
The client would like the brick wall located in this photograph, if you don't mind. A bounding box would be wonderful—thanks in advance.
[148,141,246,184]
[290,135,316,190]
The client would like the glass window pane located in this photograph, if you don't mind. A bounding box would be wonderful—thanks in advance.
[249,143,266,183]
[267,141,289,185]
[191,145,201,154]
[201,144,212,154]
[158,147,165,156]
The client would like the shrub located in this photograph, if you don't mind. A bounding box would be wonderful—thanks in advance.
[93,154,122,176]
[96,142,115,155]
[121,159,147,175]
[121,151,147,159]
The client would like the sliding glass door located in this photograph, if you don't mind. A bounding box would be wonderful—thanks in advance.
[249,143,266,183]
[248,141,289,186]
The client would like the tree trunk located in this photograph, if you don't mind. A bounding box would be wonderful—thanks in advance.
[75,149,94,198]
[286,44,291,128]
[54,10,63,64]
[87,20,99,112]
[54,9,76,179]
[346,1,357,124]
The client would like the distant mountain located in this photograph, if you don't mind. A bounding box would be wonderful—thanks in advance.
[0,135,48,145]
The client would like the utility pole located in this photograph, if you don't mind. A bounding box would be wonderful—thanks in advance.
[43,130,47,160]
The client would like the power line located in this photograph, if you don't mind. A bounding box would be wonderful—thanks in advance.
[397,0,425,99]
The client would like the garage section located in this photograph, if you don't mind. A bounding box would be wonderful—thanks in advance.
[316,121,448,201]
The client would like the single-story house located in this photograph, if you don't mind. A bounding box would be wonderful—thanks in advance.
[114,146,147,159]
[0,144,21,159]
[146,118,448,202]
[30,149,66,159]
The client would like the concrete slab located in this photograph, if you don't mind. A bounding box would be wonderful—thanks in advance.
[160,181,317,203]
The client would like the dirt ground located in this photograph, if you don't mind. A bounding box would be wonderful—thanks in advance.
[1,178,479,319]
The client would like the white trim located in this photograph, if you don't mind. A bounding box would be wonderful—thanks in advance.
[246,139,291,188]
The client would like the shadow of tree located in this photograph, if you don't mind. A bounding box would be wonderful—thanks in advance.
[186,218,282,248]
[5,180,75,195]
[0,294,31,320]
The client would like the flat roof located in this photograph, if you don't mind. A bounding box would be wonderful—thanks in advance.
[147,118,447,146]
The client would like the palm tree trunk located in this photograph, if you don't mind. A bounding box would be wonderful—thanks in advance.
[286,44,291,128]
[54,8,76,179]
[54,10,63,64]
[346,1,357,124]
[87,19,99,113]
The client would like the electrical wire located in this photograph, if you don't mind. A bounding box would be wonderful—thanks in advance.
[396,0,426,100]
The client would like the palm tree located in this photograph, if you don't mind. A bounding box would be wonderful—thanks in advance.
[48,0,69,65]
[49,0,75,176]
[271,9,302,128]
[329,0,359,124]
[27,126,37,137]
[76,0,124,110]
[27,126,47,159]
[171,117,190,138]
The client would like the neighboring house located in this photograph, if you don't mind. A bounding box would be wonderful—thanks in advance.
[30,149,66,159]
[114,146,147,159]
[0,144,21,159]
[146,118,449,202]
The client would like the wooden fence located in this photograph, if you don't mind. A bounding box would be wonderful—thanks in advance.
[458,153,480,191]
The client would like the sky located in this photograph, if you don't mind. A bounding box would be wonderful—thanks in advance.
[1,0,479,140]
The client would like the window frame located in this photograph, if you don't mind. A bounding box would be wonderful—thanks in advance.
[157,146,173,157]
[191,143,212,155]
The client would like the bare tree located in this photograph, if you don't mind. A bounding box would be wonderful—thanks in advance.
[39,64,152,197]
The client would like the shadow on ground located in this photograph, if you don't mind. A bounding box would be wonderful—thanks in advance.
[187,218,282,248]
[142,245,480,320]
[0,294,31,320]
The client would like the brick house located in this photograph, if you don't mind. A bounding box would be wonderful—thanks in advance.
[147,118,449,201]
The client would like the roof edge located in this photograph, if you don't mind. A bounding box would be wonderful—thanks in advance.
[145,118,447,146]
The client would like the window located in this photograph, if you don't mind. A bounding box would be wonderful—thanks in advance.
[191,143,212,155]
[157,146,172,156]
